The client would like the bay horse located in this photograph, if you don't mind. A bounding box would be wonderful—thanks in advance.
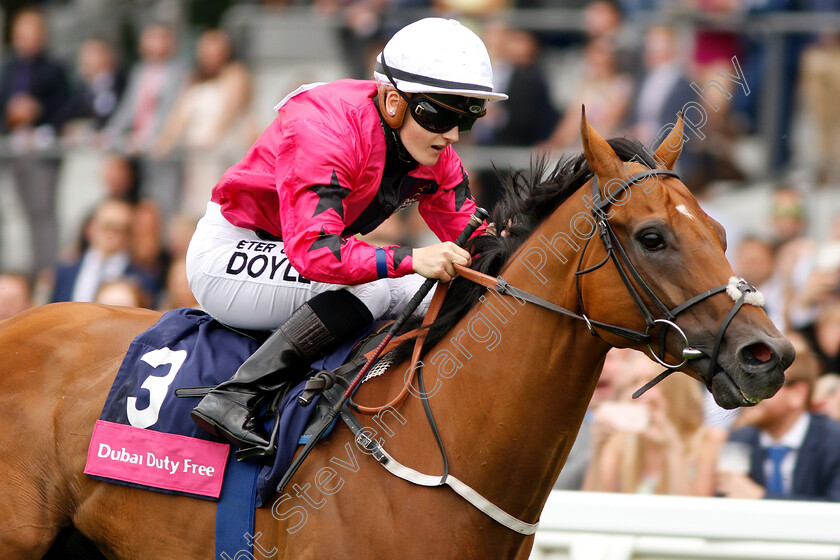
[0,114,793,559]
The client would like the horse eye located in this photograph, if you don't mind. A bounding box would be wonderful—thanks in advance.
[640,231,665,251]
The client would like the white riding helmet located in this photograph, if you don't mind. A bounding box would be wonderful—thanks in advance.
[373,18,508,102]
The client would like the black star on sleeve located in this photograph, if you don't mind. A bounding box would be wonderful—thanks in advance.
[393,247,412,269]
[308,227,344,261]
[452,170,472,212]
[306,170,351,219]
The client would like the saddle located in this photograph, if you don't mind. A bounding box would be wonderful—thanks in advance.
[173,319,401,503]
[176,321,393,446]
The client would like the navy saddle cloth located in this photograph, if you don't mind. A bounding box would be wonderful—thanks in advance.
[100,307,375,507]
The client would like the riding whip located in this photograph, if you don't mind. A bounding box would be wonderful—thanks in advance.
[277,207,488,492]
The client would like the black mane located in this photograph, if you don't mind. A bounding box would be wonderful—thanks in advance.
[395,137,658,360]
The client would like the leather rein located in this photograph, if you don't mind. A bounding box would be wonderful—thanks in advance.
[339,167,765,535]
[454,168,765,395]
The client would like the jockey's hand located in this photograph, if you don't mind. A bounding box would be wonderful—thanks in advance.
[412,242,471,282]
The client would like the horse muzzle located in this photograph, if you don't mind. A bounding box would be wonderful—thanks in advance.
[707,334,794,409]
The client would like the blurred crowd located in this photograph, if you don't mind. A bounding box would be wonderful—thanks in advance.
[555,330,840,502]
[0,5,257,312]
[1,0,840,501]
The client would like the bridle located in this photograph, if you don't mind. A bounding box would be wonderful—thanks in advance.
[458,167,766,397]
[580,167,767,394]
[308,166,767,537]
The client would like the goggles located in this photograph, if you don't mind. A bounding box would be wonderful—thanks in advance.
[377,55,487,133]
[407,93,486,133]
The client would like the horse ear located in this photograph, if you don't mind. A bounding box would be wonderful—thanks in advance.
[580,105,622,178]
[653,113,685,170]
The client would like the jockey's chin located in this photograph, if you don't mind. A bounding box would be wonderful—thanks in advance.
[399,118,460,166]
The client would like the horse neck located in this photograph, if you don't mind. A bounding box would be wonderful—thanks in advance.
[423,192,611,521]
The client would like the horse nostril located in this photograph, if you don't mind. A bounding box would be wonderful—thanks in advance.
[741,342,775,365]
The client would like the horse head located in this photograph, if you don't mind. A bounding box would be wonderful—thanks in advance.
[577,108,794,409]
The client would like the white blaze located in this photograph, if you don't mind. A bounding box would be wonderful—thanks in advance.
[675,204,695,220]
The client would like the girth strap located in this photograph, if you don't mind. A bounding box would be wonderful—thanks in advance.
[334,397,540,535]
[334,278,539,535]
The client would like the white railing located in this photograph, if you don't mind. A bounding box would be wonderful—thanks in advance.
[530,491,840,560]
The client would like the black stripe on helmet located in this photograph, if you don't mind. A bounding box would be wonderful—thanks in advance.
[375,58,492,93]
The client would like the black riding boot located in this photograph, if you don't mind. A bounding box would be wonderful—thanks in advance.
[191,290,373,453]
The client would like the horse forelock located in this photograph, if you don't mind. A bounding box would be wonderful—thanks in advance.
[392,137,659,360]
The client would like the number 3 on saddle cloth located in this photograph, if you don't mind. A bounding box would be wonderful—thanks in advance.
[84,307,376,508]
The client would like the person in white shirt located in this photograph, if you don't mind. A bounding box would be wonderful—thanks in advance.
[49,198,157,304]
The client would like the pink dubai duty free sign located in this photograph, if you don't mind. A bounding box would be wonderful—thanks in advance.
[84,420,230,499]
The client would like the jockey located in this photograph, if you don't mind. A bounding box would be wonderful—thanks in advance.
[185,17,507,456]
